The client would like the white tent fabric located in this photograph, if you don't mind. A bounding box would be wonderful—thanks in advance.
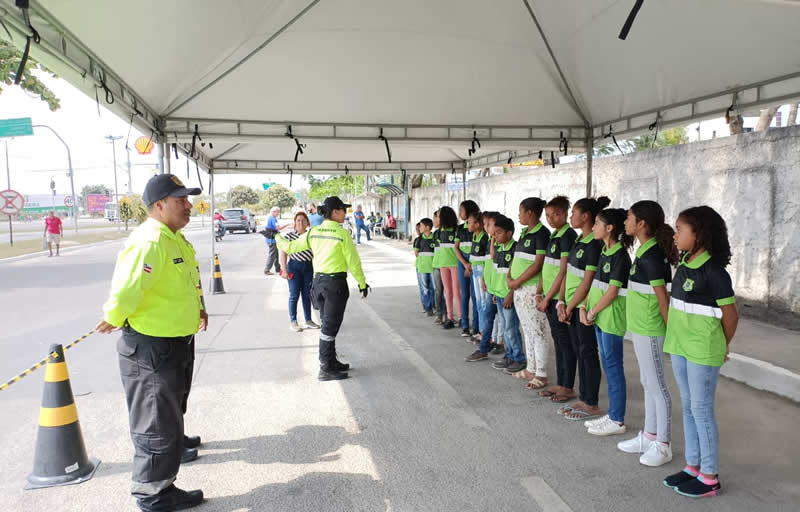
[4,0,800,173]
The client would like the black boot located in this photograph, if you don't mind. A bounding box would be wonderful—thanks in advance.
[136,485,204,512]
[319,366,349,381]
[331,359,350,372]
[181,447,198,464]
[183,435,201,449]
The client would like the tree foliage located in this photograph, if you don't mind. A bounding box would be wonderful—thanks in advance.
[593,127,689,156]
[229,185,259,207]
[260,184,296,211]
[118,194,147,230]
[0,39,61,111]
[307,175,365,201]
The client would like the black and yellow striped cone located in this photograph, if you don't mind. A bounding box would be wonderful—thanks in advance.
[211,253,226,294]
[25,344,99,490]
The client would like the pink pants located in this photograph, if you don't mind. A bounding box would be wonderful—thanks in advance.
[439,266,462,321]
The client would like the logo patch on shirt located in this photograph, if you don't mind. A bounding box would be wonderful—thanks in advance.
[173,257,184,264]
[576,249,584,259]
[505,253,512,262]
[683,278,695,292]
[448,235,454,242]
[524,239,531,248]
[630,264,636,275]
[143,263,152,274]
[603,262,611,273]
[551,243,557,253]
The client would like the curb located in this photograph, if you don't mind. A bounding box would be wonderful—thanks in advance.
[363,239,800,403]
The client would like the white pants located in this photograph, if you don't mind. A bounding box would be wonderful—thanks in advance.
[515,286,549,377]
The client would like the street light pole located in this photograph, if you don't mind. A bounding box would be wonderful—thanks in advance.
[33,125,78,235]
[4,140,12,245]
[105,135,123,231]
[126,145,133,195]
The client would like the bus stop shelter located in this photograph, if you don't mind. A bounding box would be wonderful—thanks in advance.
[2,0,800,266]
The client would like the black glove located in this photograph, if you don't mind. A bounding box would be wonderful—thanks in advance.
[360,284,371,298]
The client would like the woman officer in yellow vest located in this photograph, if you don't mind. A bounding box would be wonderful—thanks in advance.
[276,196,370,381]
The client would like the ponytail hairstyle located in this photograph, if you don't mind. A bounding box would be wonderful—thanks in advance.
[460,199,480,219]
[520,197,546,219]
[677,206,732,267]
[573,196,611,223]
[546,195,571,213]
[438,206,458,229]
[597,208,634,250]
[629,200,679,265]
[318,204,332,219]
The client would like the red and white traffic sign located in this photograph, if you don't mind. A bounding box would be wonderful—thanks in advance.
[64,195,74,208]
[0,189,25,215]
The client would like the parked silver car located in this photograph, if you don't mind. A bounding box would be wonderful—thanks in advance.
[221,208,257,233]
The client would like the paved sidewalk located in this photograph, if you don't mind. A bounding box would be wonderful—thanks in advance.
[0,237,797,511]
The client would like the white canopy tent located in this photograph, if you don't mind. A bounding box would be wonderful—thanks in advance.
[3,0,800,247]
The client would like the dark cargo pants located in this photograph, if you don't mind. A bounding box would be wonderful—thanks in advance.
[311,273,349,366]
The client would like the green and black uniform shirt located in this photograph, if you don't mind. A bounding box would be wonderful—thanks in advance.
[436,227,459,268]
[455,222,472,259]
[415,233,435,274]
[470,231,490,269]
[541,224,578,297]
[586,242,631,337]
[490,239,517,298]
[509,223,550,288]
[564,232,603,304]
[664,251,735,367]
[431,229,442,269]
[626,238,672,337]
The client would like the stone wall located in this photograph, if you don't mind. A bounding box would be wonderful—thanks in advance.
[406,126,800,328]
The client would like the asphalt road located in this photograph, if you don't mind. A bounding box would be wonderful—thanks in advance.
[0,231,797,511]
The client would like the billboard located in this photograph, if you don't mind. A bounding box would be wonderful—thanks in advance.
[22,194,69,213]
[86,194,112,213]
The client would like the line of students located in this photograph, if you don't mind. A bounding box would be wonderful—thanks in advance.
[413,196,739,499]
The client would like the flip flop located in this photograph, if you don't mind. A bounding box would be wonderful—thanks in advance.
[556,405,574,416]
[513,370,535,380]
[527,377,548,390]
[564,409,602,421]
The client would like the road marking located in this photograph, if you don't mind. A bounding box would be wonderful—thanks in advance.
[357,298,489,430]
[521,476,574,512]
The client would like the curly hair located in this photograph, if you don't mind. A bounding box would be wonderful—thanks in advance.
[630,200,679,266]
[677,206,732,266]
[597,208,634,249]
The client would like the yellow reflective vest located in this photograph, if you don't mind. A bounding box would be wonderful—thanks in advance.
[103,218,203,337]
[276,219,367,288]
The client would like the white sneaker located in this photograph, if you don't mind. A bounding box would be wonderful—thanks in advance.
[639,441,673,467]
[584,414,609,428]
[289,321,303,332]
[304,320,321,329]
[617,431,655,454]
[588,417,627,437]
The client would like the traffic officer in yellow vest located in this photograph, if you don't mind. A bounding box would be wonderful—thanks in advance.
[96,174,206,512]
[276,196,369,381]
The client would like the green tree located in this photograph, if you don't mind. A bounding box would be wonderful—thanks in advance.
[307,176,365,201]
[260,184,296,211]
[79,184,112,211]
[0,39,61,111]
[229,185,259,207]
[118,194,147,230]
[592,126,689,156]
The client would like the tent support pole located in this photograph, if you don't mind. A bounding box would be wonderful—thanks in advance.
[163,143,171,174]
[585,131,593,196]
[210,170,216,274]
[462,164,467,202]
[403,169,410,240]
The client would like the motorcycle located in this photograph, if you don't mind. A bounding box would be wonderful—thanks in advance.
[214,219,225,241]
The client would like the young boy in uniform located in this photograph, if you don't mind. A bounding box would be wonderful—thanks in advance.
[415,219,435,315]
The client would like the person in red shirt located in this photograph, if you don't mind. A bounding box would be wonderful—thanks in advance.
[212,209,225,221]
[44,210,63,257]
[383,211,397,238]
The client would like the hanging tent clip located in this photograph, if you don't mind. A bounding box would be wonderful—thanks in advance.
[172,143,179,160]
[725,94,739,125]
[468,130,481,157]
[13,0,40,86]
[618,0,644,41]
[648,113,661,148]
[285,125,305,162]
[559,131,568,155]
[286,166,294,187]
[378,128,392,163]
[190,124,202,158]
[604,125,625,155]
[344,165,350,176]
[550,151,556,168]
[538,150,543,160]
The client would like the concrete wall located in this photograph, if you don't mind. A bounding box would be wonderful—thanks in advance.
[407,125,800,329]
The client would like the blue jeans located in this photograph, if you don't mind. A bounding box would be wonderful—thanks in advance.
[471,267,488,334]
[355,222,371,243]
[595,326,626,423]
[417,272,434,311]
[671,355,721,475]
[457,258,478,331]
[287,259,313,322]
[479,294,524,362]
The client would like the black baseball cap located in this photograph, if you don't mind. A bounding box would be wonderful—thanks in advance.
[322,196,351,211]
[142,174,201,206]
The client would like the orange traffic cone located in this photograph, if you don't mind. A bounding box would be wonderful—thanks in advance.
[211,254,226,294]
[26,344,99,490]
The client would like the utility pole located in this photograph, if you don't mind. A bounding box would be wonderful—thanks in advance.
[4,140,12,245]
[105,135,123,231]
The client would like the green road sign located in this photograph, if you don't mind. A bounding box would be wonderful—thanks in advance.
[262,183,270,190]
[0,118,34,138]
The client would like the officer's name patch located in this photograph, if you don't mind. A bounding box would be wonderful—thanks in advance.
[143,263,153,274]
[173,257,184,264]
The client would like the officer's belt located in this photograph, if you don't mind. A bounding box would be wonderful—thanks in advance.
[314,272,348,280]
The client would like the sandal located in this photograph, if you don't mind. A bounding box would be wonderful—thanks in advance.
[564,408,602,421]
[527,377,548,390]
[556,405,574,415]
[512,369,535,380]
